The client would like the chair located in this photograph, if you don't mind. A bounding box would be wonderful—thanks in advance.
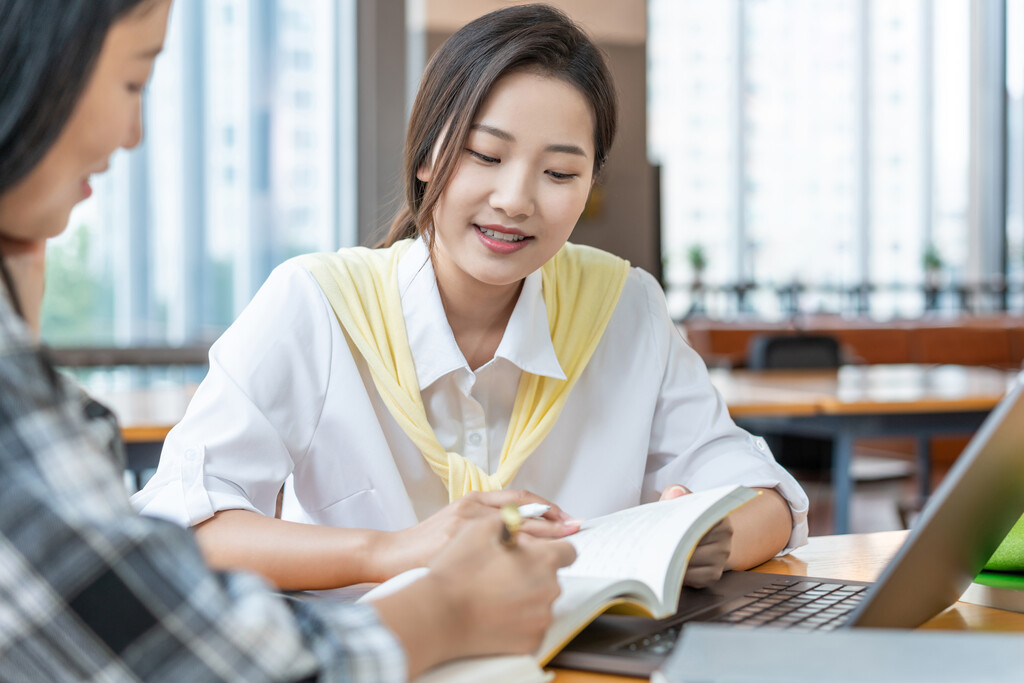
[745,334,841,474]
[746,334,841,370]
[744,333,914,531]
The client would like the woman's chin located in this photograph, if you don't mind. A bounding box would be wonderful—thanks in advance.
[28,213,74,244]
[43,217,73,241]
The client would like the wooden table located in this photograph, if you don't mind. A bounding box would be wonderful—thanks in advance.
[550,530,1024,682]
[94,364,1019,527]
[709,364,1019,532]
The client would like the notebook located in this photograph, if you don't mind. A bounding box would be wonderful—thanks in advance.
[550,371,1024,677]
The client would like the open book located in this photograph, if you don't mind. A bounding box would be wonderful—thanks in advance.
[537,484,758,663]
[362,484,758,681]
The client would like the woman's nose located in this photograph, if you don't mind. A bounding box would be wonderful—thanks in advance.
[489,166,535,219]
[122,102,144,150]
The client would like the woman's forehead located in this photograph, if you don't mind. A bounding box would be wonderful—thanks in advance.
[470,72,595,149]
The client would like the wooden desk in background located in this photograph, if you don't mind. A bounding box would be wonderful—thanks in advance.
[551,531,1024,682]
[96,364,1012,441]
[709,364,1017,533]
[92,364,1017,526]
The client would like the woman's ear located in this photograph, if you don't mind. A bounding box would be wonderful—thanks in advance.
[416,161,433,183]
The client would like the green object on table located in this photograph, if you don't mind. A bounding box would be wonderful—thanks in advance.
[973,570,1024,590]
[985,513,1024,571]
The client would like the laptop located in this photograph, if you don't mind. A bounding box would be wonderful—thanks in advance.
[550,371,1024,677]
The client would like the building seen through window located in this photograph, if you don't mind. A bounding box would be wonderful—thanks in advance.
[649,0,983,320]
[41,0,356,347]
[1008,0,1024,305]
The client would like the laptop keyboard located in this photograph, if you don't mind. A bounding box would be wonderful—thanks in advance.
[621,580,868,655]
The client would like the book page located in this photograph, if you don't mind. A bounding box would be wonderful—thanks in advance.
[560,485,756,605]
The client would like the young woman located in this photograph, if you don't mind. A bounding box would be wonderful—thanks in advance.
[0,0,574,679]
[135,3,809,591]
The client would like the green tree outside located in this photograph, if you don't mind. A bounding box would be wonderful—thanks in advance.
[41,223,115,345]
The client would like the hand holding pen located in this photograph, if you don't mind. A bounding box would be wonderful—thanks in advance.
[410,510,577,659]
[376,491,579,579]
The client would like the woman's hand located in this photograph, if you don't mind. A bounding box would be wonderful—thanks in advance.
[0,237,46,337]
[660,484,734,588]
[370,489,580,581]
[372,516,577,677]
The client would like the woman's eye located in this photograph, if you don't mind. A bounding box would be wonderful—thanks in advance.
[547,170,577,181]
[467,149,499,164]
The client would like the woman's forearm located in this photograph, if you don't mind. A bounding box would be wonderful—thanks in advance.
[725,487,793,570]
[194,509,388,590]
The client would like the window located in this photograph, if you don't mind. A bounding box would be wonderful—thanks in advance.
[650,0,975,319]
[1008,0,1024,305]
[41,0,357,346]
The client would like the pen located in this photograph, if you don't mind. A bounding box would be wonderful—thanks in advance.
[516,503,551,519]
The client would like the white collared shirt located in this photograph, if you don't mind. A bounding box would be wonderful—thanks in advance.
[132,239,809,551]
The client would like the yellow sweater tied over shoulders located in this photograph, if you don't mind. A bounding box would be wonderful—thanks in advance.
[298,239,629,501]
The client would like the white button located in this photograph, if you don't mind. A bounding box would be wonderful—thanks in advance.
[755,438,767,452]
[468,432,483,446]
[184,448,198,462]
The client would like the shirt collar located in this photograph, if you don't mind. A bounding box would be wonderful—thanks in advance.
[494,269,566,381]
[397,238,566,390]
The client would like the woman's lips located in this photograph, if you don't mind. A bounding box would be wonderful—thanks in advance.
[475,224,532,253]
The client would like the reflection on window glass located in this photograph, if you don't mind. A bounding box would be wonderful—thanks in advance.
[744,0,859,315]
[649,0,971,320]
[930,0,970,296]
[42,0,356,346]
[1008,0,1024,305]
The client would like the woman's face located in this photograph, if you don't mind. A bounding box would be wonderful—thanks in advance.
[0,0,173,243]
[419,70,596,297]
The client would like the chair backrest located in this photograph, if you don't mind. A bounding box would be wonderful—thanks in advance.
[746,333,841,370]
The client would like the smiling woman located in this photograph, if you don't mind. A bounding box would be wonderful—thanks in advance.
[134,2,808,601]
[423,70,599,365]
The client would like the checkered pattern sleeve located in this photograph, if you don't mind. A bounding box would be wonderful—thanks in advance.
[0,300,406,682]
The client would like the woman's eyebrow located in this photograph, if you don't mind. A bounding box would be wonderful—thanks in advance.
[471,123,588,157]
[546,143,588,157]
[472,123,515,142]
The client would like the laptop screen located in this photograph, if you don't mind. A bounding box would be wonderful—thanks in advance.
[849,372,1024,628]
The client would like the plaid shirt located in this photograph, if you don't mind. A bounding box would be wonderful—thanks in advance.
[0,293,406,682]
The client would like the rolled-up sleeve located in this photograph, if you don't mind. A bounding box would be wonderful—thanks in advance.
[132,261,337,527]
[640,276,809,553]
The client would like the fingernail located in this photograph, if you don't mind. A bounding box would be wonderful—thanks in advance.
[564,519,583,528]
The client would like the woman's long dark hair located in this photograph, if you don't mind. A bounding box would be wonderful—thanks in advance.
[0,0,160,195]
[380,3,618,248]
[0,0,158,315]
